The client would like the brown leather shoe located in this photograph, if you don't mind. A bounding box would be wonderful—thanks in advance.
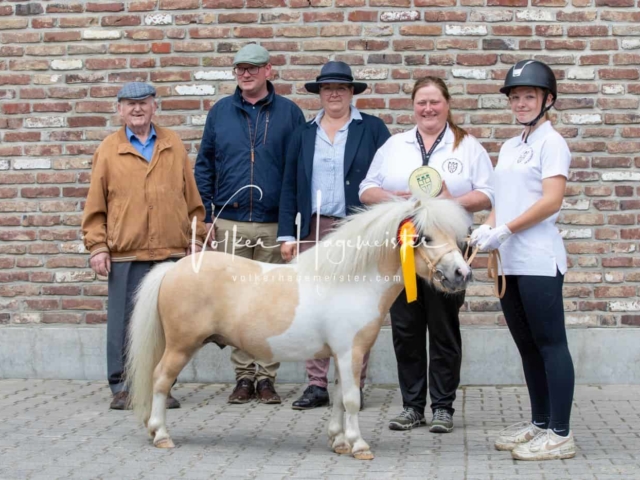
[228,378,255,404]
[110,391,131,410]
[166,392,181,409]
[256,379,281,404]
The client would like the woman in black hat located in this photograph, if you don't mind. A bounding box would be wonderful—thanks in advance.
[471,59,576,460]
[277,61,390,410]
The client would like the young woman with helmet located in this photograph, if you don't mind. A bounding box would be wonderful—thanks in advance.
[470,59,576,460]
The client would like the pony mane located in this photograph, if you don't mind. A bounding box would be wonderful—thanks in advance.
[297,197,470,278]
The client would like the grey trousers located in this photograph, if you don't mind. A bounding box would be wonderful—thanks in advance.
[107,260,176,394]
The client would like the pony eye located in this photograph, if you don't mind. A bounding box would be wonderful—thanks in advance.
[422,235,432,244]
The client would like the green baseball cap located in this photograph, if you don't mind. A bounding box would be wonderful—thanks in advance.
[233,44,270,66]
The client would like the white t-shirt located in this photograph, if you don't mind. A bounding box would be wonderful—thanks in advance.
[359,124,494,221]
[494,121,571,276]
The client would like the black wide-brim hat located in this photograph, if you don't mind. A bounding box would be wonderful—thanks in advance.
[304,61,368,95]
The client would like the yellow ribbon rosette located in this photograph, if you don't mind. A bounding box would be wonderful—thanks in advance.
[399,220,418,303]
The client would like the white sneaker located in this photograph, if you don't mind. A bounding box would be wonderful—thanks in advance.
[511,429,576,461]
[494,421,544,451]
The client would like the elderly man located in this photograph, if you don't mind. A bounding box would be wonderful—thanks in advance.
[195,44,305,405]
[82,82,207,410]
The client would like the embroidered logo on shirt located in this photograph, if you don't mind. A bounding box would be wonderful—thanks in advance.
[516,148,534,165]
[443,158,463,175]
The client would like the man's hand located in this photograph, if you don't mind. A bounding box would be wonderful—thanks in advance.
[89,252,111,277]
[281,242,297,263]
[186,244,202,256]
[205,222,216,246]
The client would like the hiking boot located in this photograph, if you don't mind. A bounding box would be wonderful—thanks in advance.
[292,385,329,410]
[256,379,281,404]
[228,378,255,404]
[511,429,576,461]
[495,421,545,451]
[388,407,426,431]
[430,408,454,433]
[109,391,131,410]
[166,392,181,409]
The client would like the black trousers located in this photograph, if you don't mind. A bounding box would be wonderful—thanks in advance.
[499,271,574,435]
[390,278,465,416]
[107,259,177,393]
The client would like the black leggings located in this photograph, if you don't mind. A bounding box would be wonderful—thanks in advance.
[499,271,575,435]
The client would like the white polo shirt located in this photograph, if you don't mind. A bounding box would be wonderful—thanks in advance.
[494,121,571,276]
[359,124,494,221]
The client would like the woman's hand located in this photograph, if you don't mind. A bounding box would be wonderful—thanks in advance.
[281,242,297,262]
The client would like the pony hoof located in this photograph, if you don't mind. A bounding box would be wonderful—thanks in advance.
[333,444,351,455]
[154,438,175,449]
[353,450,374,461]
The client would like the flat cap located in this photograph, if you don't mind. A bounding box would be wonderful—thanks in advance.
[233,44,270,66]
[117,82,156,101]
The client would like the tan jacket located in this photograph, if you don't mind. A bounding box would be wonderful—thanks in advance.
[82,125,207,262]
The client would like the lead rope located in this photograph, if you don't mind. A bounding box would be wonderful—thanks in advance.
[464,239,506,299]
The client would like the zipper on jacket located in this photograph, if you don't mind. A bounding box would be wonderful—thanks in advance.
[246,105,268,222]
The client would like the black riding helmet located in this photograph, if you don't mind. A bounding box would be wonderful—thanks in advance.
[501,60,557,128]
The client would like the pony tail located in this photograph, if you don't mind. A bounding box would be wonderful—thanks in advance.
[447,111,468,151]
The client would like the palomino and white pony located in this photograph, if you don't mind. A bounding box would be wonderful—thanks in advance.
[126,197,471,460]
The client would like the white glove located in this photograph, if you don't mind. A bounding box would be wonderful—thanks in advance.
[478,224,513,252]
[469,224,492,247]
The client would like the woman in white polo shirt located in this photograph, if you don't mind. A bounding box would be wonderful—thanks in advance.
[359,76,494,434]
[471,60,576,461]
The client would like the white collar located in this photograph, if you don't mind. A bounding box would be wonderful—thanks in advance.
[312,105,362,126]
[519,120,553,145]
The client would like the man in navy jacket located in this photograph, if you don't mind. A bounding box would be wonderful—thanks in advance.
[195,44,305,405]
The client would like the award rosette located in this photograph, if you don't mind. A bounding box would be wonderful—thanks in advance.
[408,166,443,198]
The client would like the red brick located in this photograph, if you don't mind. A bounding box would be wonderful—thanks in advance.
[621,228,640,239]
[348,11,378,22]
[33,102,73,113]
[590,39,619,50]
[492,26,532,36]
[219,13,260,23]
[601,10,640,21]
[62,187,90,197]
[161,99,201,110]
[348,40,389,51]
[24,299,60,311]
[399,25,442,36]
[456,54,498,66]
[44,31,81,42]
[21,187,60,198]
[304,12,345,22]
[62,298,104,310]
[557,11,598,22]
[129,1,158,11]
[42,313,82,324]
[599,69,640,80]
[596,0,634,5]
[621,315,640,326]
[86,313,108,324]
[0,271,29,283]
[46,3,84,13]
[87,2,125,11]
[42,286,82,296]
[2,103,30,115]
[67,117,107,128]
[545,40,588,50]
[568,26,610,37]
[159,0,199,8]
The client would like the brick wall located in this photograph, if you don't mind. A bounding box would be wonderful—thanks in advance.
[0,0,639,329]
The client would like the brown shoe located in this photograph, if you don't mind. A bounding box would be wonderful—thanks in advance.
[256,379,281,404]
[110,391,131,410]
[166,392,181,409]
[228,378,255,404]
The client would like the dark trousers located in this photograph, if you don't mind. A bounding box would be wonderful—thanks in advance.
[107,260,176,394]
[390,278,465,416]
[499,271,574,435]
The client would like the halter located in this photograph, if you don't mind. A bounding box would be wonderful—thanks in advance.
[416,242,459,286]
[464,240,506,299]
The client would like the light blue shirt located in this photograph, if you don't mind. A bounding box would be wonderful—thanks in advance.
[126,125,157,163]
[310,106,362,217]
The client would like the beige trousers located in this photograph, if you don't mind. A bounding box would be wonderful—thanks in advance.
[214,218,281,381]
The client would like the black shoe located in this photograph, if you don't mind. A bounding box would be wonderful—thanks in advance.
[292,385,329,410]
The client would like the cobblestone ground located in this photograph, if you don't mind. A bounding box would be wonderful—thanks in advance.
[0,380,638,480]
